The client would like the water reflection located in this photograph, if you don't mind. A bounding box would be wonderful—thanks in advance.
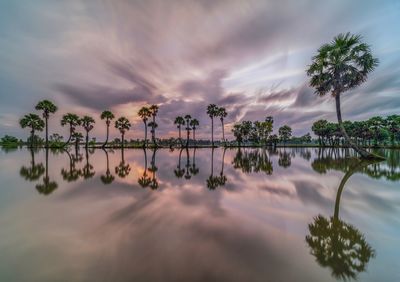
[148,148,159,190]
[101,149,115,184]
[306,158,377,280]
[233,148,273,174]
[35,148,58,195]
[207,148,226,190]
[20,149,45,181]
[115,148,131,178]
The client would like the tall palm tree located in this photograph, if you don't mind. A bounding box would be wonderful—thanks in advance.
[35,100,57,148]
[20,113,45,147]
[80,116,95,148]
[217,107,227,144]
[174,116,185,146]
[307,33,380,159]
[115,117,131,148]
[207,104,219,147]
[100,110,115,148]
[138,106,151,147]
[148,121,158,146]
[184,114,192,147]
[149,104,159,146]
[190,118,199,146]
[61,113,80,147]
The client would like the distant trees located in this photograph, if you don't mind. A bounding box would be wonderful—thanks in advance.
[149,104,159,146]
[174,116,185,146]
[278,125,292,146]
[115,117,131,148]
[100,110,115,148]
[61,113,80,147]
[312,116,400,147]
[138,107,151,147]
[190,118,199,145]
[307,33,379,159]
[20,114,45,148]
[35,100,58,148]
[207,104,219,147]
[80,116,95,148]
[232,118,276,147]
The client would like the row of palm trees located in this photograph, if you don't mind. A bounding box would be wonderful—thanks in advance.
[174,115,199,147]
[20,100,230,148]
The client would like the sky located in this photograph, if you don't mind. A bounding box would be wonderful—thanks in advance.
[0,0,399,141]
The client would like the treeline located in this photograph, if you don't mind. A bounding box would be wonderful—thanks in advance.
[231,117,312,146]
[312,115,400,147]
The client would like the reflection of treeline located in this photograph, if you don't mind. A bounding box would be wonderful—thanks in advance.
[312,115,400,147]
[312,148,400,181]
[232,148,274,174]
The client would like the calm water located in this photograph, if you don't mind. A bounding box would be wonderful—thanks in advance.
[0,147,399,282]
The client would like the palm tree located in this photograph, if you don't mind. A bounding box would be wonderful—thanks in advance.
[149,104,159,146]
[35,100,57,148]
[190,118,199,146]
[307,33,380,159]
[61,113,80,147]
[174,116,185,146]
[138,107,151,147]
[19,113,45,147]
[80,116,95,148]
[207,104,219,147]
[184,114,192,147]
[115,117,131,148]
[100,110,115,148]
[217,107,227,144]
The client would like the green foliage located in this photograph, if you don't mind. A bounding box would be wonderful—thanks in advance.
[278,125,292,144]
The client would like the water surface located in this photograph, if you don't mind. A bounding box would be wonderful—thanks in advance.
[0,147,399,282]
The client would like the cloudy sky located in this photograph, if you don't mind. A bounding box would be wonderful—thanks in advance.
[0,0,399,141]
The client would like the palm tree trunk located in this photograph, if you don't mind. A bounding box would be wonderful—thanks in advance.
[45,117,49,148]
[193,129,196,146]
[335,94,383,160]
[210,148,214,176]
[64,126,72,147]
[144,121,147,147]
[211,118,214,147]
[103,122,109,148]
[221,147,226,175]
[121,133,125,149]
[152,116,156,146]
[85,131,89,149]
[186,128,190,147]
[221,119,225,144]
[179,127,182,146]
[30,128,35,148]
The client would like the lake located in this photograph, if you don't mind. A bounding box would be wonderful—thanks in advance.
[0,147,399,282]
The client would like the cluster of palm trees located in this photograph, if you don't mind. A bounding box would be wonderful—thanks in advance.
[312,115,400,147]
[174,115,199,147]
[19,100,160,148]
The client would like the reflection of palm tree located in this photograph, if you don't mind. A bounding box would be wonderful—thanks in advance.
[184,148,191,180]
[115,147,131,178]
[306,160,377,280]
[207,148,220,190]
[233,148,273,175]
[218,147,227,186]
[61,149,81,182]
[20,148,45,181]
[278,149,291,168]
[189,148,199,176]
[174,148,185,178]
[100,149,114,184]
[35,148,58,195]
[81,148,95,179]
[148,149,159,189]
[138,148,151,188]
